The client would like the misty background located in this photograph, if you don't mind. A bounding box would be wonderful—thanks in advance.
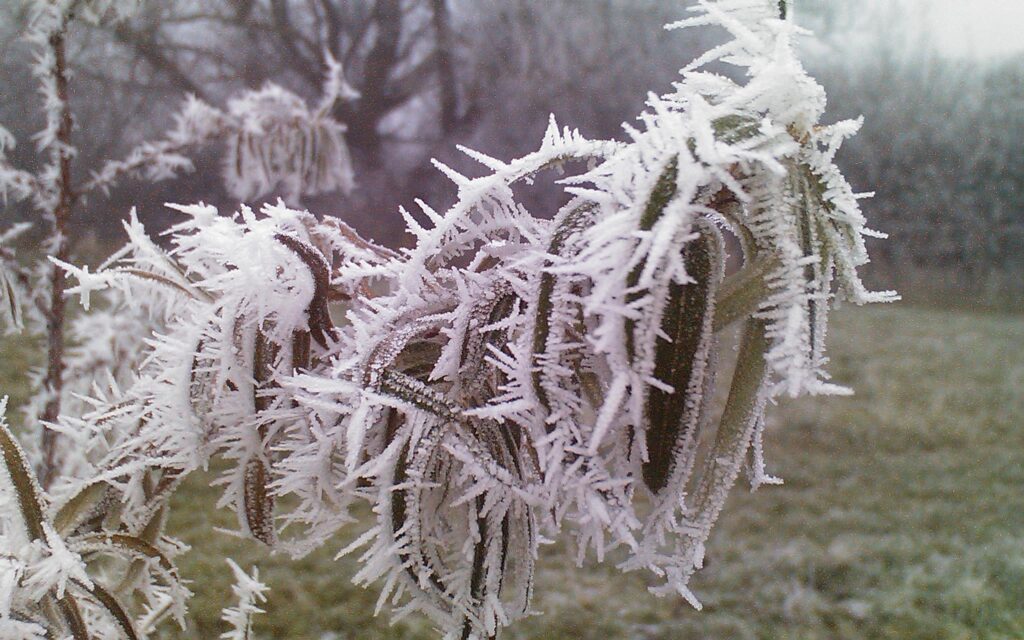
[1,0,1021,308]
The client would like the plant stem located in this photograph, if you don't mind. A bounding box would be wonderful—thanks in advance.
[39,19,76,489]
[713,255,777,331]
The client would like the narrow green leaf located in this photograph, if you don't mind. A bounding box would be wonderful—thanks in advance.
[461,496,490,640]
[626,158,679,362]
[253,329,277,414]
[713,255,778,331]
[54,480,110,535]
[389,431,447,596]
[356,408,404,489]
[274,233,335,347]
[76,532,176,573]
[292,330,311,371]
[711,114,762,145]
[0,415,47,541]
[460,281,518,406]
[688,318,770,531]
[76,579,139,640]
[2,272,21,331]
[642,223,723,494]
[116,499,171,595]
[395,340,443,381]
[55,593,90,640]
[532,202,598,411]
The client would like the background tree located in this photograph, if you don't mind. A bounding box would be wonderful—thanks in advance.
[2,0,1015,306]
[0,0,356,486]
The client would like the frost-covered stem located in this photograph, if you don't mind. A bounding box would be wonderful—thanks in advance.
[2,3,892,635]
[221,560,268,640]
[39,17,77,489]
[713,255,777,331]
[80,134,213,196]
[321,217,401,262]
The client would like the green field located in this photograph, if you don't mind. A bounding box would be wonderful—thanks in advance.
[5,305,1023,639]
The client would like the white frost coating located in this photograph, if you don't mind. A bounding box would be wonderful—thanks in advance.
[21,524,93,601]
[5,1,897,638]
[220,560,269,640]
[0,127,38,206]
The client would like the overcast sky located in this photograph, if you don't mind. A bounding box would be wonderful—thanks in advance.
[924,0,1024,58]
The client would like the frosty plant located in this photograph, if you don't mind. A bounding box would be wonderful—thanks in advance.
[0,0,356,488]
[0,1,897,639]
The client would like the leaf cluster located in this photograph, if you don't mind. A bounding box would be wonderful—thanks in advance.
[0,2,896,639]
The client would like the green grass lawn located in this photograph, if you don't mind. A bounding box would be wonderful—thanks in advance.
[5,305,1023,639]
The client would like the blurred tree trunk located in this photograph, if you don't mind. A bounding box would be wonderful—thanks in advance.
[432,0,459,135]
[344,0,401,167]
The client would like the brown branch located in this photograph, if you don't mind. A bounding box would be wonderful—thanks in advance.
[111,23,209,101]
[39,19,77,490]
[268,0,323,88]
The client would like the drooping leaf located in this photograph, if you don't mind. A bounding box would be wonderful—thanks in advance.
[642,222,724,494]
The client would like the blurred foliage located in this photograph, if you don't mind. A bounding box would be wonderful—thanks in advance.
[3,1,1017,307]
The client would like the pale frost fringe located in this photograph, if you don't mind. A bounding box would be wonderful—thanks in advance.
[220,560,268,640]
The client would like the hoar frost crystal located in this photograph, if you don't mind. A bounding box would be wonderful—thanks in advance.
[0,1,896,638]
